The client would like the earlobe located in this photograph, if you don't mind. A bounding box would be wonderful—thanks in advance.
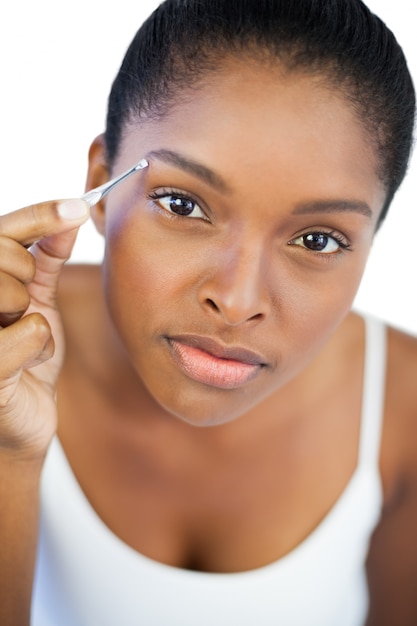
[86,134,109,236]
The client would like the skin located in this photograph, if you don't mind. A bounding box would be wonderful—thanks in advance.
[1,58,417,625]
[92,61,383,426]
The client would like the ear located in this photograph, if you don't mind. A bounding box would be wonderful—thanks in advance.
[86,134,110,236]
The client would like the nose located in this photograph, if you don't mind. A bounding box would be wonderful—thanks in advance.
[198,239,270,327]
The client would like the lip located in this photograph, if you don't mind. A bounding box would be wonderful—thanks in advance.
[166,335,266,389]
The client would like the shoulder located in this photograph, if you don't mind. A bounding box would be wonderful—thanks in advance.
[366,322,417,624]
[57,264,102,316]
[58,263,102,300]
[387,323,417,382]
[57,263,105,356]
[381,322,417,502]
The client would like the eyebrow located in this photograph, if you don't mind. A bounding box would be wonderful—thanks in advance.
[145,150,374,220]
[146,149,232,193]
[292,199,373,220]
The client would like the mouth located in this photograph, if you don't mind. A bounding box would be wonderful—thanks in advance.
[166,335,267,390]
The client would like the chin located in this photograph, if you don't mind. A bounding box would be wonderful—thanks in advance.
[147,377,271,428]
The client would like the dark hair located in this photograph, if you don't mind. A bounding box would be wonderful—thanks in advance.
[105,0,415,223]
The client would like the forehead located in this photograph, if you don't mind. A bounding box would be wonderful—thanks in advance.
[119,59,385,211]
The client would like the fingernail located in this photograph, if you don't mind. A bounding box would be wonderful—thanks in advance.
[58,199,89,220]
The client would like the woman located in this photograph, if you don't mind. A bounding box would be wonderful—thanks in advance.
[0,1,416,624]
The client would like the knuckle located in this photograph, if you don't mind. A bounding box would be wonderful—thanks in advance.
[11,284,30,311]
[0,314,52,386]
[0,274,30,324]
[24,312,52,340]
[28,201,60,239]
[21,250,37,283]
[1,312,52,348]
[28,202,49,234]
[0,201,60,248]
[0,236,36,283]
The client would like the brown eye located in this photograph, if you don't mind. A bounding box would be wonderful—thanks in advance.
[151,193,207,220]
[290,231,343,254]
[303,233,332,251]
[168,196,196,216]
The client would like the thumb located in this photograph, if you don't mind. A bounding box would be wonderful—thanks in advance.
[29,199,89,307]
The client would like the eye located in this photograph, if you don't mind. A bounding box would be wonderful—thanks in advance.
[290,231,349,254]
[149,191,207,220]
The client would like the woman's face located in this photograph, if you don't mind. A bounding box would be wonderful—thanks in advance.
[93,59,385,426]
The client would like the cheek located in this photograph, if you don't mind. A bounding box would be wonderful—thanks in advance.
[269,250,370,374]
[102,203,371,411]
[104,205,368,341]
[101,208,202,337]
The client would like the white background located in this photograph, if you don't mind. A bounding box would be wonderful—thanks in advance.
[0,1,416,334]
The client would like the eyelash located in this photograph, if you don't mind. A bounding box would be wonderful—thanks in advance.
[148,189,208,221]
[148,189,352,256]
[288,230,352,256]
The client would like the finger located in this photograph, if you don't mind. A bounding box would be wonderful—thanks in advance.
[0,236,36,284]
[0,198,89,248]
[0,272,30,327]
[0,199,89,311]
[0,313,54,381]
[28,225,84,308]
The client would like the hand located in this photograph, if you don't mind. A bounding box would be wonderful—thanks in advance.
[0,199,89,459]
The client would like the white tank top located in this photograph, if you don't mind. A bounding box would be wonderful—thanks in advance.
[31,316,386,626]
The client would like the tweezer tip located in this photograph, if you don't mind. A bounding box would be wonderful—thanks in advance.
[135,158,149,170]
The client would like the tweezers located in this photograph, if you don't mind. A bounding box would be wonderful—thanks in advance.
[81,158,149,208]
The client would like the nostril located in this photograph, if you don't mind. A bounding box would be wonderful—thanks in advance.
[204,298,265,324]
[206,298,220,312]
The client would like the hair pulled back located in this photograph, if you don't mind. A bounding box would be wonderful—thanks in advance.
[105,0,415,221]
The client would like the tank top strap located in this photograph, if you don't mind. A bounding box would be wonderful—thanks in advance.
[357,315,387,467]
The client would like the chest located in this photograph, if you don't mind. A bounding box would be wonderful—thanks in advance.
[56,327,365,573]
[63,403,360,573]
[35,437,377,626]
